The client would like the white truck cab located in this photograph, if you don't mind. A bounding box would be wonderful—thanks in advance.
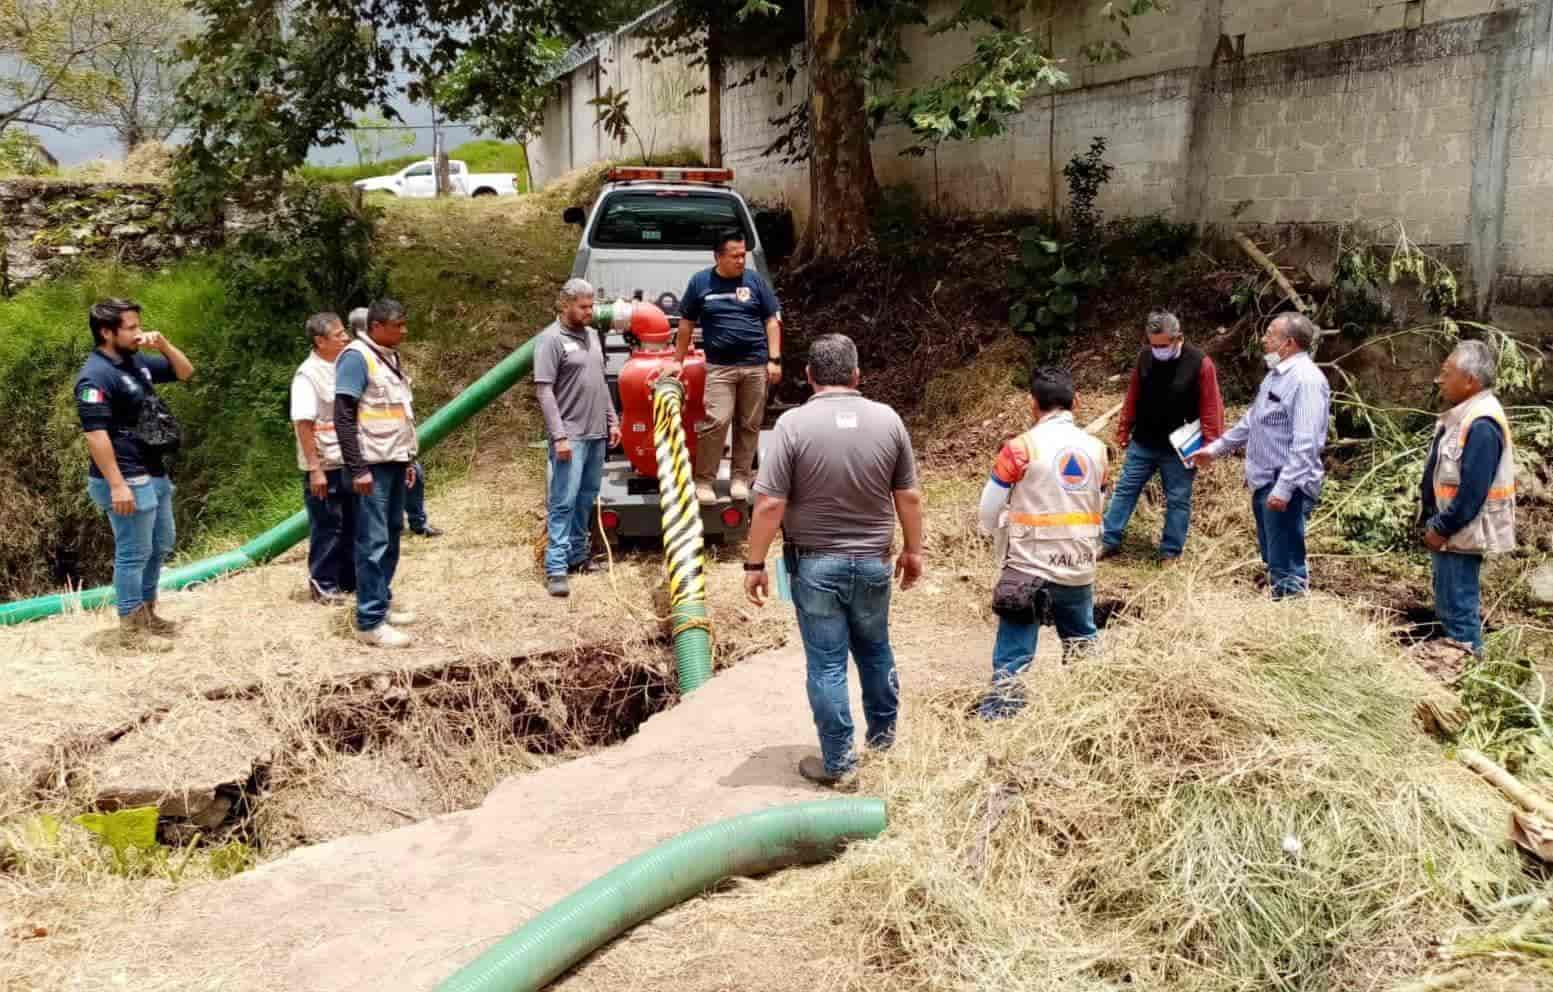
[562,166,770,317]
[560,166,776,547]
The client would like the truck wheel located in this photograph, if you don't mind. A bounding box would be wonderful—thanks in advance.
[473,188,497,197]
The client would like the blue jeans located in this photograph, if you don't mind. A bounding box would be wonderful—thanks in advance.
[87,475,176,617]
[303,469,356,596]
[406,461,428,531]
[787,550,900,777]
[1251,484,1314,599]
[980,581,1097,719]
[1101,440,1196,558]
[545,438,606,576]
[354,462,407,631]
[1432,551,1484,653]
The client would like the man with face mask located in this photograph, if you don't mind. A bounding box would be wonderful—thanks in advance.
[1100,310,1224,564]
[1191,313,1330,599]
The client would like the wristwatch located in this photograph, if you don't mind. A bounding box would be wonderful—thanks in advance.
[768,355,781,363]
[743,561,767,572]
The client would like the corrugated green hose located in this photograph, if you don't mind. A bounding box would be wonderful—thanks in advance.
[435,798,887,992]
[650,376,713,694]
[0,339,539,626]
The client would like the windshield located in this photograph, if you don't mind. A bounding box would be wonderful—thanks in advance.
[589,191,749,250]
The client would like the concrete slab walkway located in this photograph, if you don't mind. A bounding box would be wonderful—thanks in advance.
[40,631,993,992]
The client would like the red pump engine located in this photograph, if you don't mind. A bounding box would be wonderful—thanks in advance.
[598,300,707,479]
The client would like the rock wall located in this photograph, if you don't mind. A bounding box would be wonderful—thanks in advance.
[0,181,223,295]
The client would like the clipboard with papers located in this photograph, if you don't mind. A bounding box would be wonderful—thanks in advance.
[1170,419,1205,468]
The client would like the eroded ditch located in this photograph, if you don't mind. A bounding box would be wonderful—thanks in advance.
[26,621,786,857]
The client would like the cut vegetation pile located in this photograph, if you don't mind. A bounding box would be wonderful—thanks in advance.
[722,589,1549,991]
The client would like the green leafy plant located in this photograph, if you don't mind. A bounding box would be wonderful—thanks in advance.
[588,85,653,165]
[1007,137,1112,359]
[208,839,256,878]
[74,805,160,873]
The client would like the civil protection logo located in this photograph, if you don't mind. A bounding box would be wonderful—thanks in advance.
[735,286,752,303]
[1053,447,1093,492]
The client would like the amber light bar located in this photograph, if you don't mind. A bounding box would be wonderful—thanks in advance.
[607,166,735,183]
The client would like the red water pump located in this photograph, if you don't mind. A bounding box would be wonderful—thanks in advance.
[596,300,707,479]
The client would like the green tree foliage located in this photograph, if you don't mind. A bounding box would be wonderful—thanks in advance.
[0,0,117,133]
[78,0,196,150]
[172,0,608,216]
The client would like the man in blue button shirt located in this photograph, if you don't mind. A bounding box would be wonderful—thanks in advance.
[74,298,194,649]
[674,230,782,505]
[1192,312,1331,599]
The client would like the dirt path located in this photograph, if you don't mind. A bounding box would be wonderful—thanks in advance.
[11,625,998,991]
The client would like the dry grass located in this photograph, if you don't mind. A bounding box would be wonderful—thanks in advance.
[558,588,1553,992]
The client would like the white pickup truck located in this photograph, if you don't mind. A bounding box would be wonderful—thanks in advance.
[353,158,519,198]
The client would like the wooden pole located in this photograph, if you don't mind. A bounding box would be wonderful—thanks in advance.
[1234,231,1311,315]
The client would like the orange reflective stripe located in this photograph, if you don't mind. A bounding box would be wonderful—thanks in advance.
[1434,484,1515,499]
[1009,511,1102,527]
[358,405,407,421]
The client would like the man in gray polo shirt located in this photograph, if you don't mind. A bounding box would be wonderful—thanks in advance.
[535,278,620,597]
[745,333,924,784]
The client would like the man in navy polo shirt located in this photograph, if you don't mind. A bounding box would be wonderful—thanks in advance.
[74,298,194,649]
[674,230,782,505]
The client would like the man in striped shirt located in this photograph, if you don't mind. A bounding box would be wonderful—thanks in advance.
[1191,313,1330,599]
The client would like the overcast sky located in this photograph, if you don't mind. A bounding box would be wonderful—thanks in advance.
[25,112,487,168]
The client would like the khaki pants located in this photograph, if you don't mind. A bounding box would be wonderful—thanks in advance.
[695,363,767,484]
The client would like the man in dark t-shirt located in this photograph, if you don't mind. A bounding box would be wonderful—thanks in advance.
[673,231,782,505]
[74,298,194,647]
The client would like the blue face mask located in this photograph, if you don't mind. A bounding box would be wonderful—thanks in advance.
[1150,344,1179,361]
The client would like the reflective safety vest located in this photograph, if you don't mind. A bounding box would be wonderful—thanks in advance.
[292,351,343,471]
[1003,411,1109,586]
[343,337,418,465]
[1432,390,1515,554]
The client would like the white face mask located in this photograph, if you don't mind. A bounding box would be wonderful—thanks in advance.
[1150,344,1180,361]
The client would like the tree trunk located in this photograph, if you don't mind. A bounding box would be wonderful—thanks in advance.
[797,0,877,264]
[707,27,724,168]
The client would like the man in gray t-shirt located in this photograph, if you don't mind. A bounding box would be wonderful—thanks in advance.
[745,333,924,785]
[534,278,620,596]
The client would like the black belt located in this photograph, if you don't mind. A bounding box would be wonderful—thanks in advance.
[787,545,891,561]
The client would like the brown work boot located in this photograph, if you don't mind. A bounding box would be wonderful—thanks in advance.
[118,607,174,654]
[143,600,178,635]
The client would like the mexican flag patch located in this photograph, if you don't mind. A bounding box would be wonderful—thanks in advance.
[79,386,104,404]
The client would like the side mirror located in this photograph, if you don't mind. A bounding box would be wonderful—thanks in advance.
[562,206,585,226]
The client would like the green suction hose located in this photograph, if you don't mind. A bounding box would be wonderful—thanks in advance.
[436,798,887,992]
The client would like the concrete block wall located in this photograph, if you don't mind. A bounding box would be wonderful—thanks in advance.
[533,0,1553,305]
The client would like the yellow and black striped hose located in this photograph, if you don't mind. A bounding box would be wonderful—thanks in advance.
[652,376,713,693]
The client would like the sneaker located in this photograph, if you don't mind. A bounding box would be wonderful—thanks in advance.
[567,559,598,575]
[695,483,717,505]
[388,608,417,626]
[311,586,350,606]
[411,524,443,537]
[798,755,840,786]
[547,574,571,598]
[356,623,411,648]
[1097,545,1121,562]
[729,478,750,502]
[1159,555,1183,568]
